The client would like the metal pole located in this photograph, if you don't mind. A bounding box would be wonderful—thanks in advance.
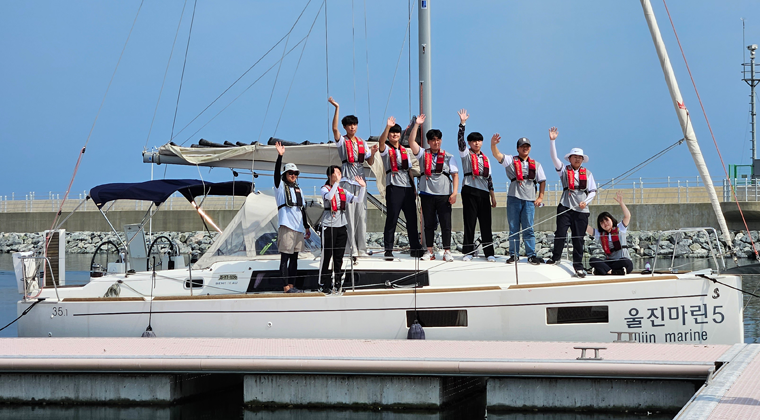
[640,0,733,250]
[744,44,758,161]
[418,0,432,147]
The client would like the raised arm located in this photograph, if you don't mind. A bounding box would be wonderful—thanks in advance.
[615,191,631,227]
[274,142,285,188]
[548,127,562,170]
[457,109,469,153]
[490,133,505,163]
[328,97,341,141]
[378,116,395,153]
[407,114,425,156]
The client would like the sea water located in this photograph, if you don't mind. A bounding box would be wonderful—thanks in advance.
[0,254,756,419]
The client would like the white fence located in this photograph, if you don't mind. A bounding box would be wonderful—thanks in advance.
[0,177,757,213]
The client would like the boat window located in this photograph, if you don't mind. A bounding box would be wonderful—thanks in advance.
[406,310,467,327]
[184,277,204,289]
[215,219,247,257]
[546,306,608,324]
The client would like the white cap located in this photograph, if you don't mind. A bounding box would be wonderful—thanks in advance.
[283,163,300,174]
[564,147,589,163]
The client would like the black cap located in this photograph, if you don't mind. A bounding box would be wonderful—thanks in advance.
[516,137,531,148]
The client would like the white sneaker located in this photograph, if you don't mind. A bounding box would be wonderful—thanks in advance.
[443,250,453,262]
[487,256,496,262]
[463,255,473,262]
[421,251,432,261]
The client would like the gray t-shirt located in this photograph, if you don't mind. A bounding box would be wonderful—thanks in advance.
[594,222,630,260]
[336,136,372,186]
[320,184,361,228]
[457,123,493,192]
[500,154,546,201]
[380,144,413,188]
[415,149,459,196]
[558,165,597,213]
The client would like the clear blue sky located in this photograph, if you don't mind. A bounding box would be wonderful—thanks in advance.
[1,0,758,198]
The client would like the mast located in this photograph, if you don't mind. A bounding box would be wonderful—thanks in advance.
[639,0,734,248]
[418,0,432,148]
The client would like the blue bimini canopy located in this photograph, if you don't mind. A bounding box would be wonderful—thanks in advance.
[89,179,253,209]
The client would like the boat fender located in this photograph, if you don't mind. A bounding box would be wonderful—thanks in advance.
[407,320,425,340]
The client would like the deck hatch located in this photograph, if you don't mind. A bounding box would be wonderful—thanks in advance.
[406,310,468,327]
[547,306,608,324]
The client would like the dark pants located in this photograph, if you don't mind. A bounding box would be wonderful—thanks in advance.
[590,257,634,275]
[321,226,348,288]
[551,204,590,270]
[279,252,300,288]
[462,186,494,257]
[384,185,422,252]
[421,194,452,249]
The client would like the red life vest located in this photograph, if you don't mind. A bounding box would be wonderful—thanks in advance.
[327,185,347,212]
[513,157,536,181]
[344,137,365,164]
[469,152,490,177]
[566,166,587,190]
[600,225,622,255]
[424,149,445,177]
[388,143,409,173]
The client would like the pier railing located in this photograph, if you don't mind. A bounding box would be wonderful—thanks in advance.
[0,177,756,212]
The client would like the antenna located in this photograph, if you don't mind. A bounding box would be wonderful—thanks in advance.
[743,42,759,174]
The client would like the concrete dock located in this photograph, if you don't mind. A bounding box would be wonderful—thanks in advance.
[1,338,757,415]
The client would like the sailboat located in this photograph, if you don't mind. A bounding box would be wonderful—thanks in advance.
[14,0,745,344]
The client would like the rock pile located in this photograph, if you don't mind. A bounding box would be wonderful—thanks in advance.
[0,229,754,259]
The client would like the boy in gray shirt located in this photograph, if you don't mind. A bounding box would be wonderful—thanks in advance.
[408,114,459,262]
[491,133,546,265]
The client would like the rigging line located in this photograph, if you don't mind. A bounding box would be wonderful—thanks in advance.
[181,37,310,144]
[258,0,315,143]
[175,1,315,145]
[47,0,145,252]
[662,0,758,260]
[171,0,198,141]
[352,0,357,114]
[144,0,189,150]
[257,27,293,143]
[363,0,372,134]
[325,0,331,141]
[274,1,326,136]
[382,0,415,119]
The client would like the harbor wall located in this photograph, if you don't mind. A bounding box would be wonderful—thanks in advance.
[1,202,758,233]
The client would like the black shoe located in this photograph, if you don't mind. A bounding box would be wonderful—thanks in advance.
[545,258,558,265]
[320,285,332,294]
[528,256,541,265]
[506,255,516,264]
[384,251,394,261]
[409,248,425,258]
[611,268,627,276]
[575,269,587,278]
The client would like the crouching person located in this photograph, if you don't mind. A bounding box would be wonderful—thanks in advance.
[274,142,311,293]
[587,191,633,275]
[320,166,366,293]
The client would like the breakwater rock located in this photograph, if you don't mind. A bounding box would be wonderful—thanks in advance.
[367,229,756,259]
[0,229,755,259]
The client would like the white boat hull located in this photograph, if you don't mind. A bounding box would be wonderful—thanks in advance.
[17,257,744,344]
